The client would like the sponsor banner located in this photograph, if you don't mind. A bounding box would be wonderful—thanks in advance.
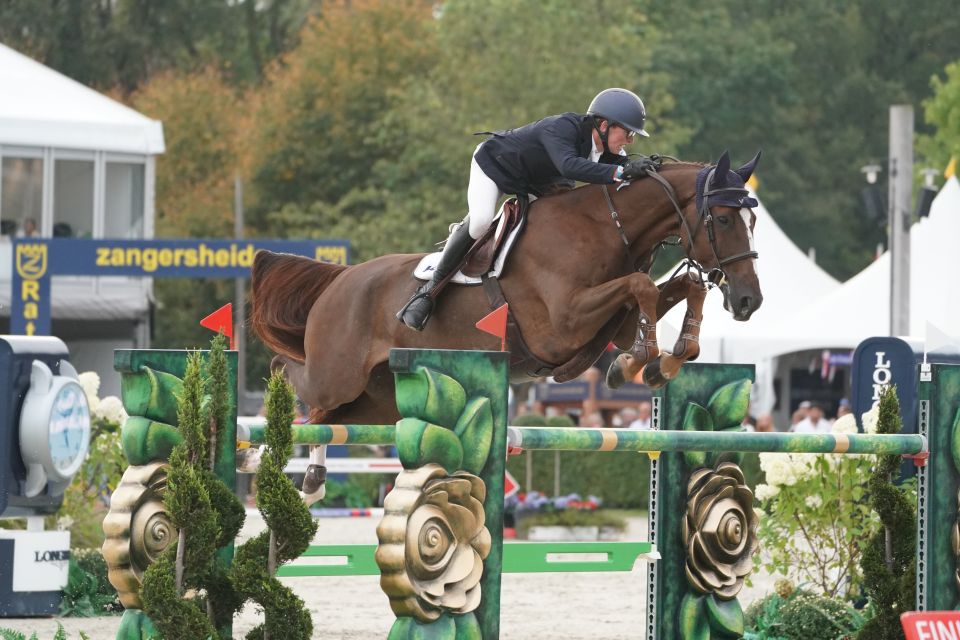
[0,530,70,591]
[851,336,917,433]
[10,238,348,336]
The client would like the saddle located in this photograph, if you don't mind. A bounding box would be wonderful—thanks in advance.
[413,197,528,284]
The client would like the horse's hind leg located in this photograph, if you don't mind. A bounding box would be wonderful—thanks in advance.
[642,275,708,387]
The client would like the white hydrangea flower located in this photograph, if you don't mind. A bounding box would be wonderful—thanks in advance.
[96,395,128,425]
[831,413,857,434]
[805,495,823,509]
[754,483,780,501]
[57,515,74,531]
[760,452,816,487]
[78,371,100,400]
[861,404,880,434]
[78,371,102,414]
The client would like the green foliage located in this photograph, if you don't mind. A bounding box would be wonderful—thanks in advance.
[744,590,867,640]
[754,446,880,597]
[778,592,864,640]
[59,551,121,617]
[517,509,626,536]
[506,450,650,508]
[921,60,960,175]
[322,477,378,508]
[232,368,317,639]
[140,337,247,639]
[857,386,915,640]
[0,625,93,640]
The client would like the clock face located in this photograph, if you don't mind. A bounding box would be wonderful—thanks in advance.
[47,382,91,474]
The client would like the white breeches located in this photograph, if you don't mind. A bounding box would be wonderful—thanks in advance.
[466,146,503,239]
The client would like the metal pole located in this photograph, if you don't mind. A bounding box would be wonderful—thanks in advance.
[889,105,913,336]
[234,174,247,405]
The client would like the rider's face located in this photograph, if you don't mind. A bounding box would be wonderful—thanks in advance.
[604,123,636,155]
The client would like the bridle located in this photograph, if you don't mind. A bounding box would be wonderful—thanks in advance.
[602,162,758,287]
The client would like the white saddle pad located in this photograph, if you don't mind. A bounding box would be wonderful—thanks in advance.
[413,205,525,285]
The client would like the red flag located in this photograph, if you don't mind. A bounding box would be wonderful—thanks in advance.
[476,303,508,351]
[200,303,234,349]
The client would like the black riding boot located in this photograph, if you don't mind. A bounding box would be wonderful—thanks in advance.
[397,222,475,330]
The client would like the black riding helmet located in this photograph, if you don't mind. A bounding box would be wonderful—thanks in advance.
[587,88,649,153]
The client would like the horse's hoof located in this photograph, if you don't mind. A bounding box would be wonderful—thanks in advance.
[300,464,327,506]
[605,358,628,389]
[235,446,263,473]
[642,359,670,389]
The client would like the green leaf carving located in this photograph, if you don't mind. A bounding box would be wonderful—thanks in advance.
[120,366,183,426]
[682,402,712,468]
[396,418,464,474]
[679,592,710,640]
[453,613,482,640]
[387,613,478,640]
[705,594,744,639]
[707,379,752,430]
[395,366,467,427]
[121,416,183,465]
[454,397,494,475]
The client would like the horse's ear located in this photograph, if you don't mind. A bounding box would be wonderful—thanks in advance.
[735,150,762,182]
[715,150,731,180]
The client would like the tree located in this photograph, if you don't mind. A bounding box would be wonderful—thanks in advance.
[919,61,960,174]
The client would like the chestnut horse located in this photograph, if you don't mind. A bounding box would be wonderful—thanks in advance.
[251,152,763,428]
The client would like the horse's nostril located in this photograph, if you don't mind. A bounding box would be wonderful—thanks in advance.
[740,296,753,313]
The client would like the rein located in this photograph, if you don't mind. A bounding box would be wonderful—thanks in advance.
[601,164,758,285]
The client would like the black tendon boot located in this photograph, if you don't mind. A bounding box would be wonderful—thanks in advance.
[397,222,475,330]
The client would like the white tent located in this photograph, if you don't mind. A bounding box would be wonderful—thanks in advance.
[660,177,960,415]
[660,188,841,360]
[0,44,164,154]
[715,176,960,358]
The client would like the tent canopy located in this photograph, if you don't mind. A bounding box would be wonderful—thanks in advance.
[661,187,841,360]
[718,176,960,362]
[0,44,164,155]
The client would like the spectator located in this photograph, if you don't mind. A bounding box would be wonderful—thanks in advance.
[16,217,38,238]
[628,401,652,429]
[580,412,605,428]
[793,403,831,434]
[755,413,776,433]
[837,398,852,418]
[614,407,638,428]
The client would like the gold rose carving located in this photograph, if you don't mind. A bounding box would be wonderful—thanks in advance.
[683,462,759,600]
[101,462,175,608]
[376,464,492,622]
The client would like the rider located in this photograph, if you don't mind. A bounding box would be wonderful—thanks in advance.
[397,87,659,331]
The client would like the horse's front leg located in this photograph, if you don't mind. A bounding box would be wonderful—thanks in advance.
[641,275,708,386]
[556,272,661,389]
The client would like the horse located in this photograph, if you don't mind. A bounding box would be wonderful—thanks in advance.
[251,151,763,430]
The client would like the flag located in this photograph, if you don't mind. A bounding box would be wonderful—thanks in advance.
[476,303,508,351]
[200,303,234,349]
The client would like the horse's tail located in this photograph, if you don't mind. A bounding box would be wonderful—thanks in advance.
[250,250,348,360]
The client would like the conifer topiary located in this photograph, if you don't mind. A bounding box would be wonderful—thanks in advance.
[857,385,915,640]
[231,367,317,639]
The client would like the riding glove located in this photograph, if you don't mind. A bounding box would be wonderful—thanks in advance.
[621,155,661,181]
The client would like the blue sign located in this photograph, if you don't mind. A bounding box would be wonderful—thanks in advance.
[851,336,916,434]
[11,238,348,336]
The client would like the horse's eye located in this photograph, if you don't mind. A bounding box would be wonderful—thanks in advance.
[717,215,730,225]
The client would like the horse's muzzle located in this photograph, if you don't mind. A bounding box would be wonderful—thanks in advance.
[722,286,762,321]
